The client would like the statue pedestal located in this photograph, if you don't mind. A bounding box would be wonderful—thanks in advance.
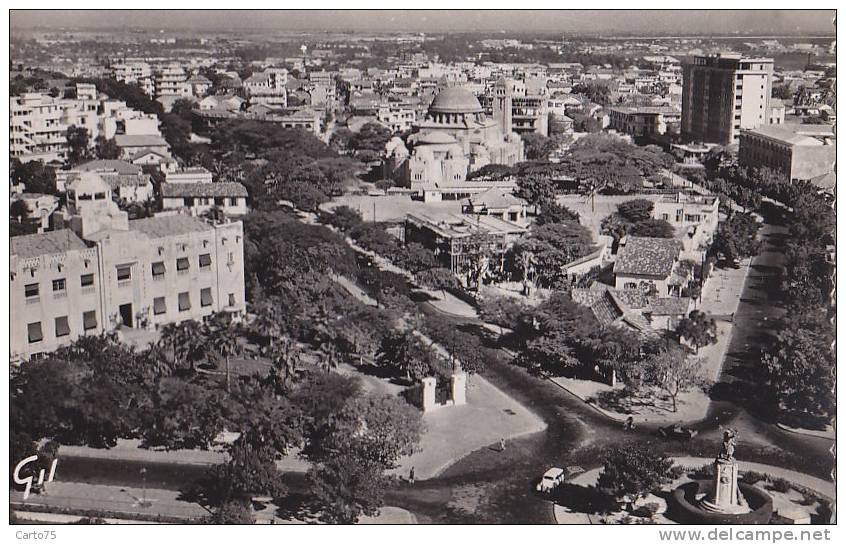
[699,458,751,514]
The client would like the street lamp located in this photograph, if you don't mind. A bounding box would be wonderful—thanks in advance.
[139,467,151,508]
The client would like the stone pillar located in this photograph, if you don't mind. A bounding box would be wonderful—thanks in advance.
[712,459,739,507]
[700,458,750,514]
[421,376,437,412]
[451,372,467,406]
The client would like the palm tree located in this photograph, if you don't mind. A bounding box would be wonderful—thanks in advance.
[158,321,207,372]
[205,313,243,393]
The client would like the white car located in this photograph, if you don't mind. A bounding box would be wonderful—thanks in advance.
[536,467,566,493]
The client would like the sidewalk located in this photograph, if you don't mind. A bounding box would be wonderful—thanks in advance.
[58,439,309,473]
[11,481,417,524]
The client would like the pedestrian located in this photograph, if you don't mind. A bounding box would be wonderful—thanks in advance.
[500,438,506,452]
[409,466,415,485]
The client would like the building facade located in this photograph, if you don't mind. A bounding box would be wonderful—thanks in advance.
[682,54,774,145]
[738,124,836,183]
[10,173,247,363]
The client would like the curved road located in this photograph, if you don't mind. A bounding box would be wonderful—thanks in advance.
[54,204,833,524]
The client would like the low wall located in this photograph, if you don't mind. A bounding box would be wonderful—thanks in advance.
[670,481,773,525]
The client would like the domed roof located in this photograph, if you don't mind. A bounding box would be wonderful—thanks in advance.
[415,131,458,145]
[429,87,483,114]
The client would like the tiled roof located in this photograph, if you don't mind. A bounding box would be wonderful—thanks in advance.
[11,229,88,259]
[100,173,152,189]
[161,182,248,198]
[645,297,691,316]
[75,159,142,175]
[115,134,170,148]
[614,236,682,277]
[129,215,213,238]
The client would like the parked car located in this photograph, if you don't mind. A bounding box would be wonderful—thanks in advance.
[658,424,698,440]
[536,467,566,493]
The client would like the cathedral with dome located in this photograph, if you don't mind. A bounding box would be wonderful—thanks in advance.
[384,86,523,201]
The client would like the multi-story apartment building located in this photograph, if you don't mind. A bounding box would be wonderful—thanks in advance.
[377,103,416,133]
[155,63,191,98]
[112,61,155,96]
[681,53,774,145]
[244,68,288,107]
[479,78,549,137]
[739,124,836,184]
[11,172,246,362]
[10,93,71,164]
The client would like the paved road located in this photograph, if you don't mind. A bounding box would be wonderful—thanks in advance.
[51,202,833,524]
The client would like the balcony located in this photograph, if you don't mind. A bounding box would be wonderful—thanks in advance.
[118,279,132,289]
[25,296,40,305]
[81,286,96,296]
[53,291,68,300]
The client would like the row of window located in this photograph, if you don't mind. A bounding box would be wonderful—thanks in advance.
[25,288,234,344]
[153,288,218,315]
[28,311,98,344]
[25,274,95,299]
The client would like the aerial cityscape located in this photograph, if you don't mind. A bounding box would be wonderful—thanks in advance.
[7,9,836,528]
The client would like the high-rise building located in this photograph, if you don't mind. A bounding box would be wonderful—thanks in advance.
[682,53,774,145]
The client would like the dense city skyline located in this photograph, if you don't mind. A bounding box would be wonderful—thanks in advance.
[11,9,837,35]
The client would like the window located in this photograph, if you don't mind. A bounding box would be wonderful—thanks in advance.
[228,293,236,307]
[25,283,39,298]
[176,257,190,272]
[116,265,132,281]
[83,311,98,331]
[52,278,66,292]
[201,287,213,307]
[81,273,94,287]
[55,316,70,337]
[178,292,191,311]
[152,261,166,278]
[153,296,167,315]
[199,253,212,269]
[27,322,43,343]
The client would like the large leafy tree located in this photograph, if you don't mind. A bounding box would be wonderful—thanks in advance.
[712,211,762,263]
[508,222,595,288]
[676,310,718,354]
[66,125,91,166]
[760,315,835,426]
[515,292,599,375]
[643,347,707,413]
[375,330,448,382]
[11,159,57,195]
[597,445,675,504]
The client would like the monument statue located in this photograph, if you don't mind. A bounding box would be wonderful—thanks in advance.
[701,428,749,514]
[718,428,738,461]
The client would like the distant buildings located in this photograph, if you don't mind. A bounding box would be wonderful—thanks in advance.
[11,172,246,362]
[244,68,289,107]
[57,159,155,203]
[739,124,836,185]
[681,54,774,145]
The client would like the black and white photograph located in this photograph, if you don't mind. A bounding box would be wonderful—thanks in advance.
[5,4,838,534]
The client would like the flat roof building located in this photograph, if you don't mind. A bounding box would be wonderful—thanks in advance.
[739,124,836,185]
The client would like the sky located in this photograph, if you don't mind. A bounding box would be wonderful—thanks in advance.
[9,10,837,36]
